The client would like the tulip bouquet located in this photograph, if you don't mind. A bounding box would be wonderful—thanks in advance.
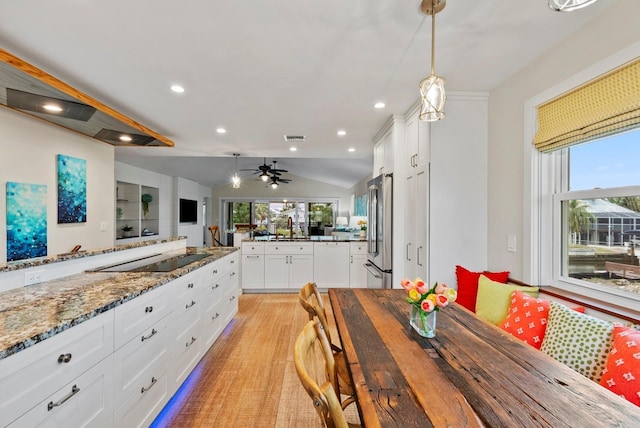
[401,278,457,337]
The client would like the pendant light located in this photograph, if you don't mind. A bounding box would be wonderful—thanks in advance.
[231,154,241,188]
[548,0,599,12]
[418,0,446,122]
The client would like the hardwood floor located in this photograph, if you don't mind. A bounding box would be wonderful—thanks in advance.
[151,293,357,427]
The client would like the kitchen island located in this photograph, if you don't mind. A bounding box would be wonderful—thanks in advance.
[0,239,239,427]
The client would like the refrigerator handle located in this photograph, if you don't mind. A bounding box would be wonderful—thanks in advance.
[364,262,383,279]
[417,246,423,267]
[406,243,411,261]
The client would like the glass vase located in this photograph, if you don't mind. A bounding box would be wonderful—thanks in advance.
[410,305,436,338]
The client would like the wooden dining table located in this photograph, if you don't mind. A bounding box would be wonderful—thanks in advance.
[328,288,640,428]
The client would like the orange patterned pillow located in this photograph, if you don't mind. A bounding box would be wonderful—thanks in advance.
[500,290,550,349]
[599,325,640,406]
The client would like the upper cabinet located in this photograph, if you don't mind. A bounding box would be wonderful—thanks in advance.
[0,49,173,147]
[373,127,395,176]
[405,110,430,169]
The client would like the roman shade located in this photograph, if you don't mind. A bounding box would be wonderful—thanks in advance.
[533,58,640,153]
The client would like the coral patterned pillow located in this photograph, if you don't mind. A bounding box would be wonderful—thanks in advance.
[455,265,510,312]
[500,291,550,349]
[599,325,640,406]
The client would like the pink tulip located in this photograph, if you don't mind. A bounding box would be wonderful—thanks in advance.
[400,278,416,291]
[415,280,429,295]
[435,282,447,294]
[435,294,449,308]
[421,299,435,312]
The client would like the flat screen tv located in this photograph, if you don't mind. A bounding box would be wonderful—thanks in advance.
[179,198,198,223]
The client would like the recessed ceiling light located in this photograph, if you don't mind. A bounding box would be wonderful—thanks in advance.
[119,135,132,142]
[337,130,346,136]
[42,103,63,112]
[216,127,227,134]
[374,102,386,109]
[289,146,297,152]
[348,148,356,152]
[170,85,185,93]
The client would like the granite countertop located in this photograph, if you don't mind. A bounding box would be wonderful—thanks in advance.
[0,246,238,360]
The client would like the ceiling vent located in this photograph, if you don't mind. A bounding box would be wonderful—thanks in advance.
[284,135,306,143]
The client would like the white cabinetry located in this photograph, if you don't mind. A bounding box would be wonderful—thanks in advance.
[403,109,430,282]
[265,242,314,289]
[113,284,171,428]
[349,242,368,288]
[373,129,394,176]
[0,311,114,427]
[314,242,350,288]
[241,242,265,289]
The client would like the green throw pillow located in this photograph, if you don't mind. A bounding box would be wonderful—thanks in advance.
[475,275,539,325]
[540,301,614,382]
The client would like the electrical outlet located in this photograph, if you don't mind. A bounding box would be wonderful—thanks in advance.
[25,270,45,285]
[507,235,517,253]
[100,221,108,232]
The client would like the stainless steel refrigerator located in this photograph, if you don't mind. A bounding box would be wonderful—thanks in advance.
[364,173,392,288]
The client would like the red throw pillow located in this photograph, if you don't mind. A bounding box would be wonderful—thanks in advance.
[500,290,550,349]
[599,325,640,406]
[455,265,509,312]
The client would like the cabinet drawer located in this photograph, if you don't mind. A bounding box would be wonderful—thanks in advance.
[265,242,313,255]
[171,269,205,312]
[113,320,169,407]
[0,311,114,427]
[171,318,202,389]
[114,369,169,428]
[114,284,170,349]
[199,258,225,286]
[8,355,114,428]
[350,242,368,255]
[242,242,265,254]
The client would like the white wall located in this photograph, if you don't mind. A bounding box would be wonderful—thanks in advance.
[487,1,640,281]
[0,107,114,263]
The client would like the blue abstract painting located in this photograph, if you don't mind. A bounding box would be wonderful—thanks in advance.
[57,154,86,223]
[6,182,48,261]
[355,194,368,216]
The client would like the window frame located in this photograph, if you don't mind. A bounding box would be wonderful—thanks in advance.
[524,42,640,312]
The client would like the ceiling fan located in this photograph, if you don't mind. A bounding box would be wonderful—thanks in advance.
[268,174,291,189]
[241,158,288,182]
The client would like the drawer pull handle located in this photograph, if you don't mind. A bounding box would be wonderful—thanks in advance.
[145,306,154,313]
[213,283,220,289]
[186,337,196,348]
[186,300,196,309]
[47,385,79,411]
[57,353,72,363]
[229,272,236,277]
[212,313,220,320]
[230,295,236,301]
[141,377,157,394]
[187,283,194,289]
[141,328,158,342]
[212,269,218,274]
[230,260,235,264]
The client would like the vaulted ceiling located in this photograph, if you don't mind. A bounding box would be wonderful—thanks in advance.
[0,0,615,188]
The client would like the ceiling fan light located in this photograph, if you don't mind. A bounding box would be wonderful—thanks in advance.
[548,0,598,12]
[261,172,270,181]
[271,181,278,189]
[419,74,446,122]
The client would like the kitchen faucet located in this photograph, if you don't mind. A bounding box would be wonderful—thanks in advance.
[288,217,293,239]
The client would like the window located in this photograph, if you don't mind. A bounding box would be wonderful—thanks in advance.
[528,54,640,308]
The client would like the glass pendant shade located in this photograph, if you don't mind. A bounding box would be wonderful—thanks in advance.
[232,174,241,188]
[260,172,269,181]
[419,74,446,122]
[271,181,278,189]
[548,0,598,11]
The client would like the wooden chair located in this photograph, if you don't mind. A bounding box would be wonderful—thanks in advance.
[294,320,360,428]
[298,282,355,409]
[208,225,221,246]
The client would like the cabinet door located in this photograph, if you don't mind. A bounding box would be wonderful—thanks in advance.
[289,254,314,289]
[264,254,289,289]
[406,114,419,168]
[8,355,114,428]
[313,243,349,288]
[404,171,417,281]
[416,120,430,166]
[242,254,265,289]
[414,164,429,280]
[349,254,368,288]
[373,139,385,175]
